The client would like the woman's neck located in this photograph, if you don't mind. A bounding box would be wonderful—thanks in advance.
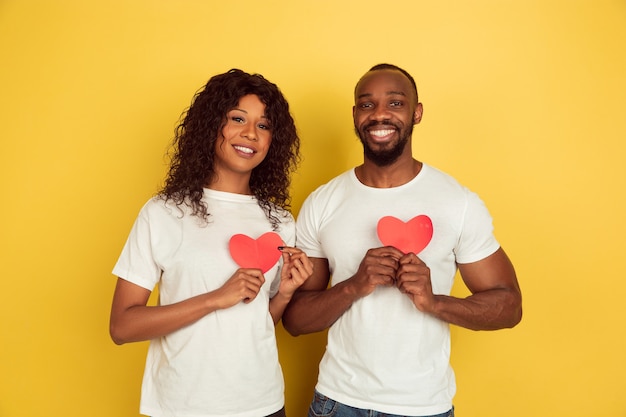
[205,174,252,195]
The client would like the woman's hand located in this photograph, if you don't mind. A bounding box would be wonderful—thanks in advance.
[268,247,314,324]
[214,268,266,308]
[277,246,314,299]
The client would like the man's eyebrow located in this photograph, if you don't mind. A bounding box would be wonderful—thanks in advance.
[357,91,407,99]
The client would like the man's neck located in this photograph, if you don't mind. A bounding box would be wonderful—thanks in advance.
[355,157,422,188]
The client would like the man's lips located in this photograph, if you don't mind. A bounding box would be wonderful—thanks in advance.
[369,128,396,138]
[366,126,397,142]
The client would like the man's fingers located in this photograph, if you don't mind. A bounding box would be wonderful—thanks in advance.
[399,252,424,265]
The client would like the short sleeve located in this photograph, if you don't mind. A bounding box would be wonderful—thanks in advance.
[454,190,500,264]
[295,193,325,258]
[112,202,162,290]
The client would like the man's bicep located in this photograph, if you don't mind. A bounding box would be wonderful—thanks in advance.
[299,257,331,291]
[457,247,520,294]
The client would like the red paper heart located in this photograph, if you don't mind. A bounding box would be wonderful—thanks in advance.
[377,215,433,254]
[228,232,283,273]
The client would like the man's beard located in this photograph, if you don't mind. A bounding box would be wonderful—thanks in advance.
[355,121,413,167]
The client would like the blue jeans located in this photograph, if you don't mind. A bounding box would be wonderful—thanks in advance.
[308,391,454,417]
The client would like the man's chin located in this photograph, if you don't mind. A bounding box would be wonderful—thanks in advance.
[364,147,403,166]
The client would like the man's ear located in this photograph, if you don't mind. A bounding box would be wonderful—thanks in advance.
[413,102,424,124]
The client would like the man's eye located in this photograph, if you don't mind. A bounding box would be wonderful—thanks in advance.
[359,103,373,109]
[390,101,403,107]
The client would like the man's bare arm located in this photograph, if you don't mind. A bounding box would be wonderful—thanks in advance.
[396,247,522,330]
[283,246,403,336]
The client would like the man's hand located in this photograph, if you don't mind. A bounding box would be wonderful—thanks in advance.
[395,252,436,313]
[345,246,404,298]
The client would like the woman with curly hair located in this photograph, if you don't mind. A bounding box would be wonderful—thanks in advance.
[109,69,313,417]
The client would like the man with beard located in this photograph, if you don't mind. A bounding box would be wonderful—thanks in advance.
[282,64,522,417]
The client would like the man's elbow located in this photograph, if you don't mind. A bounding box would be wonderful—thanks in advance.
[509,304,523,328]
[281,311,304,337]
[504,292,523,328]
[109,321,130,345]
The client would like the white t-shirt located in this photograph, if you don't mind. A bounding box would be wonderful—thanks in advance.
[113,189,295,417]
[296,164,500,416]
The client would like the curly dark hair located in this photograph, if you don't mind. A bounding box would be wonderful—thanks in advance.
[159,69,300,230]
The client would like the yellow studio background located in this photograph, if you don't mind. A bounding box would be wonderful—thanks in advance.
[1,1,624,416]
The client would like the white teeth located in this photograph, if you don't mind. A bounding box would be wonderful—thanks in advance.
[370,129,395,138]
[233,145,254,154]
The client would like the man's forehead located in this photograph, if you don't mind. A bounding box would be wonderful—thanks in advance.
[355,70,415,98]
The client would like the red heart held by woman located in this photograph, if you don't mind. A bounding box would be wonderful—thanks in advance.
[376,215,433,254]
[228,232,284,273]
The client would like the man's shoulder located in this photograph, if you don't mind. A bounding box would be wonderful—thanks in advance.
[421,163,467,192]
[307,169,354,197]
[297,169,355,218]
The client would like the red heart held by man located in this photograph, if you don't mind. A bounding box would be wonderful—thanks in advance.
[376,215,433,254]
[228,232,284,273]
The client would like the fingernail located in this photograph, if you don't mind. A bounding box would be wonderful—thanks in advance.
[277,246,285,251]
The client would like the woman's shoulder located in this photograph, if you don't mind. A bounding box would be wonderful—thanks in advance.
[137,195,190,220]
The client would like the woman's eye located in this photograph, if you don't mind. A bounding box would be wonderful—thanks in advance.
[258,123,270,130]
[231,116,244,123]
